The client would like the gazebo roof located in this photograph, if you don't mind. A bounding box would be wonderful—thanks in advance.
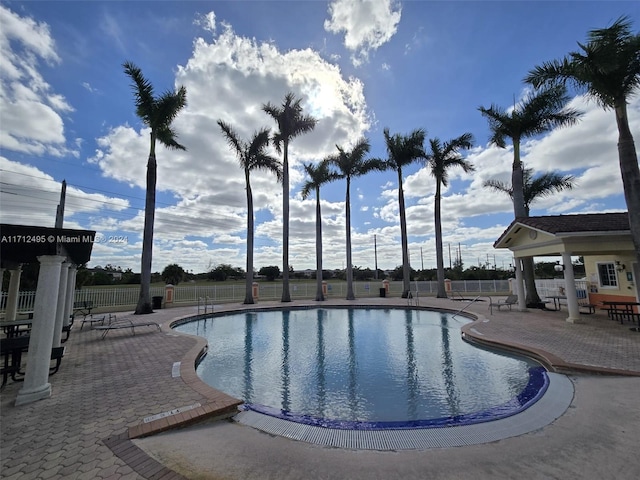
[493,212,632,258]
[1,224,96,268]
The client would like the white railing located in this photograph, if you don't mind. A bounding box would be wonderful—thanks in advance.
[1,279,516,311]
[5,278,594,312]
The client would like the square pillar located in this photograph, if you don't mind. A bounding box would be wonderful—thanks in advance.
[15,255,65,406]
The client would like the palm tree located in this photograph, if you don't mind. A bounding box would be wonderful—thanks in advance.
[301,159,340,301]
[484,168,575,216]
[123,61,187,315]
[328,138,384,300]
[262,93,317,302]
[380,128,428,298]
[218,120,282,304]
[525,16,640,299]
[426,133,475,298]
[479,86,581,305]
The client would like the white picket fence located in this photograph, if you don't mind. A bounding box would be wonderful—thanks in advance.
[0,278,566,312]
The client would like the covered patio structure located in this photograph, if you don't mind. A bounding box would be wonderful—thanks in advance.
[494,213,637,323]
[1,223,95,405]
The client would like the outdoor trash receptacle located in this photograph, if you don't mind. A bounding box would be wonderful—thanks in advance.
[379,288,386,298]
[152,296,163,309]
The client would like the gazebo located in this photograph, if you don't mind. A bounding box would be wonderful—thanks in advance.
[1,223,95,405]
[494,213,637,323]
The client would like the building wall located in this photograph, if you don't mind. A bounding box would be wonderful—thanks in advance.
[584,254,637,303]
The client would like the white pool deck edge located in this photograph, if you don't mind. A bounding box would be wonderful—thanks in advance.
[234,372,574,450]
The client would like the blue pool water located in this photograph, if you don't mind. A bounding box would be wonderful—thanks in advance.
[174,308,544,428]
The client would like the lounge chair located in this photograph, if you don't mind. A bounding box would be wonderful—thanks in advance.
[93,314,161,339]
[496,294,518,311]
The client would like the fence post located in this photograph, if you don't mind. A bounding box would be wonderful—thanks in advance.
[165,284,174,306]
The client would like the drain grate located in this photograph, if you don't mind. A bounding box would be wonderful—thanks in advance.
[235,372,573,450]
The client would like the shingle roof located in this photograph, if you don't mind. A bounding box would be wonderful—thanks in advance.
[494,212,629,247]
[517,212,630,233]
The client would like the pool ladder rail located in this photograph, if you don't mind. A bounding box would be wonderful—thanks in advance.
[452,294,485,318]
[197,296,215,315]
[407,281,420,306]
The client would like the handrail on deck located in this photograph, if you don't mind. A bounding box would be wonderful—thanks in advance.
[452,294,484,318]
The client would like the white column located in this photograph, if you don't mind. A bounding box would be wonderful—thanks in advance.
[63,265,77,327]
[5,265,22,321]
[52,262,70,348]
[15,255,65,406]
[562,252,582,324]
[514,258,527,312]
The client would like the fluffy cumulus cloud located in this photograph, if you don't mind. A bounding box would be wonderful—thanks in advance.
[324,0,402,67]
[0,156,129,228]
[89,13,372,271]
[368,92,638,270]
[0,4,77,157]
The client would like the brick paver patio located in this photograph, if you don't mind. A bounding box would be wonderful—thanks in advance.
[1,297,639,479]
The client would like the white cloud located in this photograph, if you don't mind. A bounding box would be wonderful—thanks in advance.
[324,0,402,67]
[194,11,216,35]
[0,156,130,228]
[88,15,372,271]
[0,4,76,157]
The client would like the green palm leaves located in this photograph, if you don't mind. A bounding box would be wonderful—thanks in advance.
[525,16,640,109]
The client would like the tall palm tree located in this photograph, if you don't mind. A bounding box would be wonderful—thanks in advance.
[426,133,475,298]
[218,120,282,304]
[262,93,317,302]
[123,61,187,315]
[301,159,340,301]
[328,138,384,300]
[380,128,428,298]
[484,168,575,216]
[525,16,640,299]
[479,86,581,305]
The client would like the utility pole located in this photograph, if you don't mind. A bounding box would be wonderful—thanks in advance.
[420,246,424,271]
[448,243,452,269]
[55,179,66,228]
[374,234,378,279]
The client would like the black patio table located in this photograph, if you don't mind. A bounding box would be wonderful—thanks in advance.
[602,301,640,327]
[545,295,567,311]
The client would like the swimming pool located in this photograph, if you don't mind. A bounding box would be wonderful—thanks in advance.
[174,307,545,429]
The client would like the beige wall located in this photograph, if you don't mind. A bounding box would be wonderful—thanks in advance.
[584,254,636,299]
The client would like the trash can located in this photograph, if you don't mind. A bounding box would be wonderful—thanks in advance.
[152,296,163,309]
[379,288,386,298]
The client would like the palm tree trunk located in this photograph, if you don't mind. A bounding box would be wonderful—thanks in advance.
[615,101,640,300]
[434,182,447,298]
[281,140,291,302]
[135,151,156,315]
[511,139,527,219]
[244,175,255,304]
[512,139,541,305]
[398,170,411,298]
[345,178,355,300]
[315,188,324,301]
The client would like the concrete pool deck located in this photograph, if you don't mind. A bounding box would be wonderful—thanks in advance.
[2,296,640,479]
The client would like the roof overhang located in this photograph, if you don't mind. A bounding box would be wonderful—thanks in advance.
[1,224,96,268]
[494,219,634,258]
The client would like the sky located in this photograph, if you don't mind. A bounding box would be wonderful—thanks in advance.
[1,0,638,275]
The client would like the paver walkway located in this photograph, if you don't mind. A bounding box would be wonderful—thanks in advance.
[1,297,639,479]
